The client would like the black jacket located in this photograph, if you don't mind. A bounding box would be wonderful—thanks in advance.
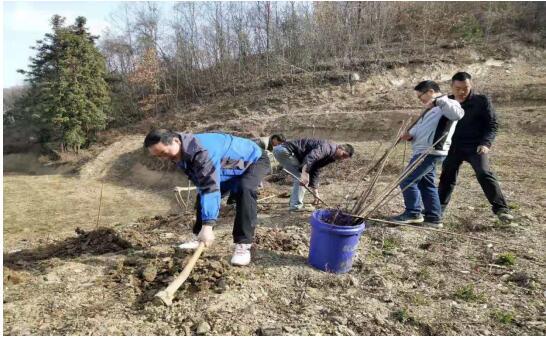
[450,91,498,148]
[283,139,337,188]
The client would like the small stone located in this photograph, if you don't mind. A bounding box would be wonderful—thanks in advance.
[44,273,60,283]
[209,261,223,271]
[500,274,511,281]
[283,326,294,333]
[339,326,356,335]
[164,259,174,270]
[216,278,227,289]
[331,315,348,325]
[347,275,359,286]
[124,256,140,266]
[196,321,211,335]
[258,327,282,336]
[141,265,158,282]
[374,315,387,326]
[509,272,531,287]
[214,278,227,293]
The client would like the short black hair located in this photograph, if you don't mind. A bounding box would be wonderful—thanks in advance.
[252,138,266,150]
[144,129,178,148]
[414,80,440,93]
[452,72,472,82]
[339,143,354,157]
[267,133,286,151]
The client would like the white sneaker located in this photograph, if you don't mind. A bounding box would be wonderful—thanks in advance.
[177,235,200,250]
[230,244,252,266]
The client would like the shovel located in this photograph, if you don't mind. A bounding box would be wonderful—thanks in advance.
[154,242,206,306]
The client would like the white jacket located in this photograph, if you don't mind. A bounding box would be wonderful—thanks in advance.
[408,95,465,156]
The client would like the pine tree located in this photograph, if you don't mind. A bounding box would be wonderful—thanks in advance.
[18,15,111,152]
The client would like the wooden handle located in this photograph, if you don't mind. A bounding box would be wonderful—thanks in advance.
[282,168,330,207]
[154,242,206,306]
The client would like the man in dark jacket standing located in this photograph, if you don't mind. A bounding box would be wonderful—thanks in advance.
[273,138,354,211]
[438,72,514,223]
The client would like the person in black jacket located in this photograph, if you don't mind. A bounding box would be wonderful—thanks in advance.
[273,138,354,211]
[438,72,514,223]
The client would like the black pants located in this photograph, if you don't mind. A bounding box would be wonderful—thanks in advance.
[193,152,271,244]
[438,146,509,214]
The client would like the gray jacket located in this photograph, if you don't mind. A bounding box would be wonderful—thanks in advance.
[282,138,338,188]
[408,95,465,156]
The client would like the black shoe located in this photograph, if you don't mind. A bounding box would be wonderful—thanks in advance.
[388,213,424,224]
[495,211,514,224]
[422,221,443,229]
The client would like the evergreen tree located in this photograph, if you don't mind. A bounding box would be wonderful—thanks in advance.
[18,15,111,152]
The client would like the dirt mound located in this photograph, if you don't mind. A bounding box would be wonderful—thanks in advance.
[265,173,292,186]
[74,227,148,252]
[115,248,232,304]
[255,228,308,252]
[4,215,190,269]
[4,228,141,269]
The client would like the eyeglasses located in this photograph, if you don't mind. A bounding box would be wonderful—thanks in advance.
[417,91,428,100]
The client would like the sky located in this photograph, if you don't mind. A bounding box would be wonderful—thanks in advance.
[3,1,120,88]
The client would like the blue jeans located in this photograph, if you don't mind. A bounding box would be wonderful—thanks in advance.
[400,154,446,222]
[272,145,305,209]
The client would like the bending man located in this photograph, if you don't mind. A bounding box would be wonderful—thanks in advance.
[144,129,270,266]
[273,138,354,211]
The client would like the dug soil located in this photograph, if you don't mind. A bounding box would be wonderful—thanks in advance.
[3,46,546,335]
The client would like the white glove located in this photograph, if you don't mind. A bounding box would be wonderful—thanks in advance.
[477,145,490,155]
[197,225,215,247]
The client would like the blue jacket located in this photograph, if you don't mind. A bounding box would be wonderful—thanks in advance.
[175,132,262,224]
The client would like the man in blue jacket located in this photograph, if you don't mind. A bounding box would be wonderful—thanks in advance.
[144,129,270,266]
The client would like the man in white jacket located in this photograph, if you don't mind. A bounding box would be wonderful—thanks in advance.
[389,80,465,228]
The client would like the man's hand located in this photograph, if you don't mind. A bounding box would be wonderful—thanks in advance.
[477,145,490,155]
[424,100,435,109]
[400,132,413,141]
[300,170,310,186]
[197,225,215,247]
[425,93,444,108]
[310,188,321,205]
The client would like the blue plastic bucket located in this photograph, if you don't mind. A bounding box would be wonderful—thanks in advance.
[308,209,366,273]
